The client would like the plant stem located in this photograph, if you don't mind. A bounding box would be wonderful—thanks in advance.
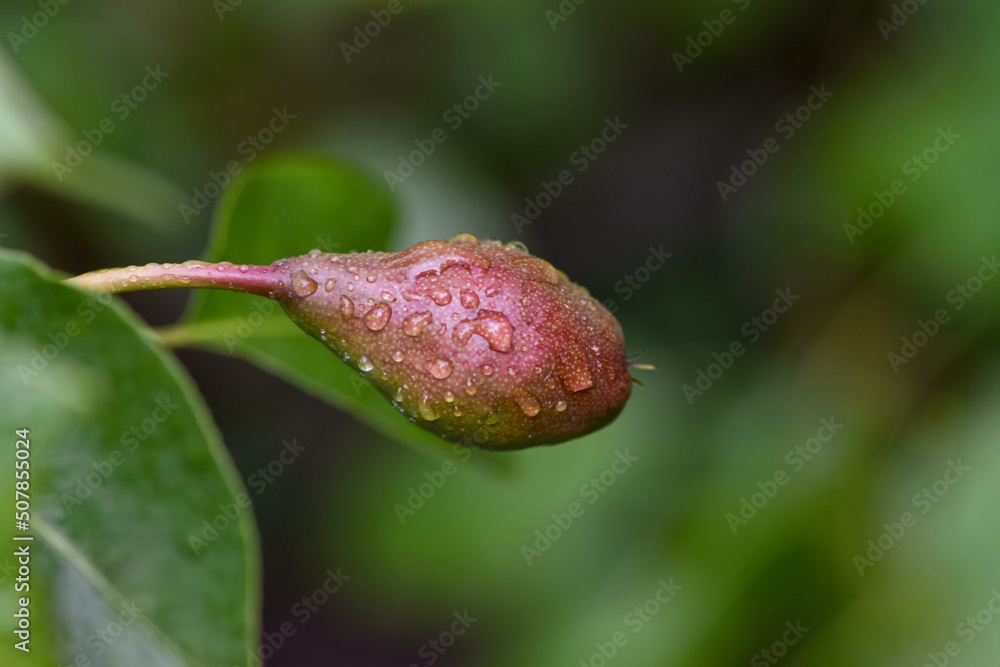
[65,261,285,298]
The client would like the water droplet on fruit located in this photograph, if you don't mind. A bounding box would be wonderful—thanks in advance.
[418,402,439,421]
[460,289,479,309]
[381,291,396,302]
[514,391,541,417]
[325,278,336,292]
[358,356,374,372]
[482,365,494,376]
[428,288,452,306]
[444,391,455,402]
[347,283,354,291]
[392,350,404,362]
[238,264,249,273]
[545,376,557,390]
[128,275,139,283]
[340,295,355,319]
[452,310,514,353]
[521,297,531,307]
[402,291,421,302]
[505,240,529,254]
[555,400,567,412]
[465,379,478,396]
[292,270,318,297]
[558,342,594,392]
[428,359,454,379]
[402,311,433,336]
[449,232,479,246]
[366,275,377,283]
[485,283,501,297]
[364,303,392,331]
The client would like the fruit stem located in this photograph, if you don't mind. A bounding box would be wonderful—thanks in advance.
[65,261,284,298]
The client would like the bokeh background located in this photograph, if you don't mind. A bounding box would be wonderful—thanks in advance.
[3,0,1000,665]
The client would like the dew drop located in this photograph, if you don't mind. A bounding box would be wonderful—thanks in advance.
[381,291,396,302]
[428,288,452,306]
[449,232,479,246]
[325,278,336,292]
[482,364,494,376]
[364,303,392,331]
[128,275,139,283]
[521,297,531,307]
[347,283,354,292]
[452,310,514,353]
[444,391,455,403]
[465,379,478,396]
[291,270,318,297]
[484,283,501,297]
[402,311,433,336]
[339,295,355,320]
[392,350,404,362]
[358,356,374,372]
[555,400,567,412]
[428,359,454,379]
[366,275,377,283]
[545,376,557,390]
[402,291,422,302]
[459,289,479,309]
[514,391,542,417]
[418,402,439,421]
[238,264,250,273]
[505,240,529,254]
[558,342,594,392]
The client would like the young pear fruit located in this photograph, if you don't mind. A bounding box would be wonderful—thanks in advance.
[67,234,634,450]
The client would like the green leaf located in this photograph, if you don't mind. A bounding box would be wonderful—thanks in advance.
[176,156,497,465]
[0,249,259,667]
[0,52,183,233]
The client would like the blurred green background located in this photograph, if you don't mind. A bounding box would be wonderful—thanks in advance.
[3,0,1000,665]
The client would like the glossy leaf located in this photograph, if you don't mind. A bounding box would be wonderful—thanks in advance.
[0,249,259,666]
